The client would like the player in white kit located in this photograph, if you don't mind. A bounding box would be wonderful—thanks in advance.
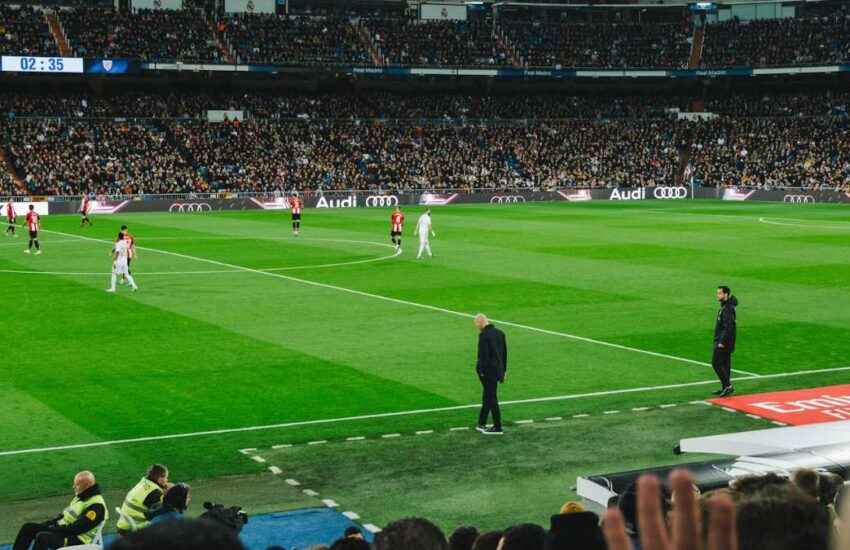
[107,235,138,292]
[414,209,436,259]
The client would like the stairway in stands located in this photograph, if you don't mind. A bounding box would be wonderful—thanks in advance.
[0,146,27,195]
[209,16,235,64]
[46,11,72,56]
[674,19,707,185]
[354,21,383,65]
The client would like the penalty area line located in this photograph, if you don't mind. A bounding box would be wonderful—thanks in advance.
[2,365,849,457]
[38,228,757,377]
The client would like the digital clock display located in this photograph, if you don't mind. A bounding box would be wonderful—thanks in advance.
[1,56,85,73]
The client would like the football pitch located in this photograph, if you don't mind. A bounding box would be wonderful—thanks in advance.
[3,200,850,538]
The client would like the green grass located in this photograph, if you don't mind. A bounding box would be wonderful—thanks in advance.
[3,200,850,540]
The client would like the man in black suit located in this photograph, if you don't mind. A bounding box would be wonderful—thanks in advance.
[712,285,738,397]
[474,314,507,435]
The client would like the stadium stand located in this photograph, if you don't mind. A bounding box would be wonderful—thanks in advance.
[365,13,510,67]
[220,14,370,66]
[500,17,692,69]
[0,4,58,56]
[60,7,220,61]
[1,91,848,195]
[701,2,850,67]
[4,120,201,195]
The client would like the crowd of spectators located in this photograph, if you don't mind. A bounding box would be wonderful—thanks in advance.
[0,91,687,120]
[501,19,692,69]
[0,5,57,56]
[3,120,202,195]
[366,14,510,67]
[61,7,220,61]
[1,91,848,195]
[2,4,850,68]
[702,4,850,68]
[690,115,850,191]
[220,14,369,66]
[79,468,849,550]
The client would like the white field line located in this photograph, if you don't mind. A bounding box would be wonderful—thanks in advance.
[758,217,850,231]
[37,228,756,376]
[4,365,850,457]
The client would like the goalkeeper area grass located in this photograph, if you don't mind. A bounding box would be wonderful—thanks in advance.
[2,200,850,539]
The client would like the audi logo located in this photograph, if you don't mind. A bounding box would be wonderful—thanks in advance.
[783,195,816,204]
[169,203,212,213]
[489,195,527,204]
[365,195,399,208]
[652,186,689,200]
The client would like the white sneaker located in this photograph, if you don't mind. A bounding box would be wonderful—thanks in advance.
[106,288,116,293]
[34,250,42,255]
[131,287,138,292]
[24,249,30,254]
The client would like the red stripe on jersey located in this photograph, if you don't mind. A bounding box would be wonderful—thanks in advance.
[6,204,13,219]
[291,198,302,215]
[26,211,39,231]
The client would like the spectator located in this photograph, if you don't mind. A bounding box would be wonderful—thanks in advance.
[373,517,449,550]
[472,531,504,550]
[498,524,546,550]
[545,506,605,550]
[147,483,192,526]
[449,526,480,550]
[329,537,370,550]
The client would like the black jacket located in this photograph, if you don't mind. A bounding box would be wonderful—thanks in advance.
[50,484,106,537]
[477,324,507,381]
[714,295,738,352]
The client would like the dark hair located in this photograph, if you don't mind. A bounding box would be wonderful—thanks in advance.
[266,547,286,550]
[818,472,844,507]
[736,484,829,550]
[730,473,788,495]
[449,526,479,550]
[471,532,503,550]
[344,527,362,538]
[373,517,448,550]
[718,285,731,295]
[500,524,545,550]
[330,538,370,550]
[147,464,168,481]
[121,225,128,230]
[163,483,190,512]
[791,469,820,500]
[107,518,245,550]
[28,204,34,210]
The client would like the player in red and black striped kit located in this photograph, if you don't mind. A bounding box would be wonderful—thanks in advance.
[4,200,16,237]
[80,195,93,227]
[24,205,41,255]
[290,194,302,236]
[390,207,404,253]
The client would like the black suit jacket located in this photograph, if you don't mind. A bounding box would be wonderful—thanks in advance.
[477,324,508,381]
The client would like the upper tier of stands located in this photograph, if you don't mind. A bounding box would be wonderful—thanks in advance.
[0,2,848,67]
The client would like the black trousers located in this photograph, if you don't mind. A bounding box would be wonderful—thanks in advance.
[712,347,733,389]
[478,377,502,429]
[13,523,80,550]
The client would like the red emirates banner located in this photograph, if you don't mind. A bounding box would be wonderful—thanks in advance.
[711,384,850,426]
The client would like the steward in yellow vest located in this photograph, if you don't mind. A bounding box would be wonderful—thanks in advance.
[12,471,107,550]
[117,464,169,534]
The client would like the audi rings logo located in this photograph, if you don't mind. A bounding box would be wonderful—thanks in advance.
[783,194,816,204]
[652,186,689,200]
[490,195,527,204]
[365,195,399,208]
[169,202,212,213]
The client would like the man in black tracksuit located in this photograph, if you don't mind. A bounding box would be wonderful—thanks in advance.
[712,286,737,397]
[474,314,508,435]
